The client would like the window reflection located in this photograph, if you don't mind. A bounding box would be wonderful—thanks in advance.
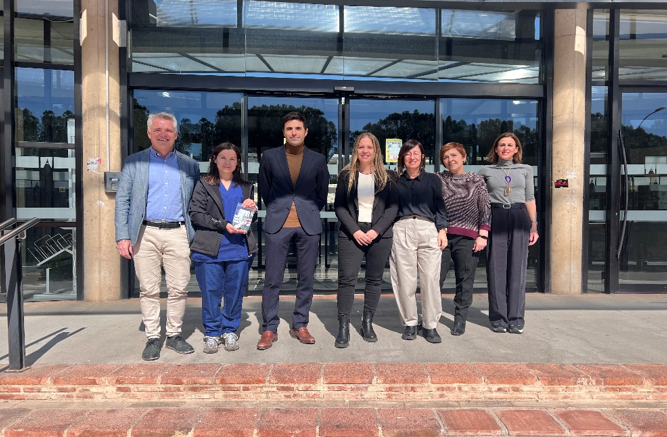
[592,10,609,81]
[441,10,519,40]
[619,10,667,81]
[151,0,237,27]
[245,1,339,31]
[133,89,243,161]
[16,68,75,143]
[129,3,542,84]
[15,17,74,64]
[345,6,435,35]
[17,0,73,17]
[16,148,76,221]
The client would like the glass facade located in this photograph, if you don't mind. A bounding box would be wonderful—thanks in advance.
[2,1,666,300]
[586,8,667,293]
[2,1,78,301]
[130,2,542,84]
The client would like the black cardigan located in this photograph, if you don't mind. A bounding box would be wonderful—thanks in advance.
[188,177,258,257]
[334,169,399,240]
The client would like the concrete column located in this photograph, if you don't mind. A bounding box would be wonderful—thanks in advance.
[550,8,587,295]
[81,0,123,300]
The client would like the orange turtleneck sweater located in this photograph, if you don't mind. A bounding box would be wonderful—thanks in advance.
[283,143,304,228]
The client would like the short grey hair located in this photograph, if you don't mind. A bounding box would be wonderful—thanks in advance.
[147,112,178,132]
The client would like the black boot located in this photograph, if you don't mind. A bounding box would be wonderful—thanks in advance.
[335,315,350,348]
[360,311,378,342]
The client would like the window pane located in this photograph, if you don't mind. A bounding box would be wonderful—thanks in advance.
[131,0,243,74]
[133,89,243,163]
[151,0,237,26]
[345,6,434,36]
[619,10,667,81]
[17,0,73,17]
[343,6,436,81]
[15,17,74,64]
[437,10,541,84]
[245,1,338,31]
[23,226,77,301]
[592,10,609,81]
[16,148,76,221]
[16,68,75,143]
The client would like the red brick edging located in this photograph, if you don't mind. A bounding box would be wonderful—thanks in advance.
[1,406,667,436]
[1,362,666,403]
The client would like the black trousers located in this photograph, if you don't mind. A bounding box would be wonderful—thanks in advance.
[261,227,320,332]
[486,206,530,328]
[439,234,479,323]
[336,223,393,316]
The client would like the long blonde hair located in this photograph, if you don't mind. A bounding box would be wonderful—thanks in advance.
[342,132,388,193]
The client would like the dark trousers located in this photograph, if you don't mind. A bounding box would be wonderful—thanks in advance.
[195,257,253,337]
[486,207,530,328]
[336,223,393,316]
[261,226,320,332]
[439,234,479,323]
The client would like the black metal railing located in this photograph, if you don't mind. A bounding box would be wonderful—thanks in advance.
[1,217,40,371]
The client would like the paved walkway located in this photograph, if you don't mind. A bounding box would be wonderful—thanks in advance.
[1,294,667,365]
[1,294,666,436]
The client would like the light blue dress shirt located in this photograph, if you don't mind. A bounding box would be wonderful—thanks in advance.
[145,148,185,222]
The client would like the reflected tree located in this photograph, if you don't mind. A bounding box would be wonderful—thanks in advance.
[352,110,436,155]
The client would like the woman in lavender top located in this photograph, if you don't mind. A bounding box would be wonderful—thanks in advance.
[477,133,539,335]
[437,142,491,336]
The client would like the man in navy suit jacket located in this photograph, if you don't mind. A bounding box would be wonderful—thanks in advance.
[256,112,329,350]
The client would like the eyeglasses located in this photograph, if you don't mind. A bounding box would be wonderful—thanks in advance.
[405,152,423,158]
[217,157,238,163]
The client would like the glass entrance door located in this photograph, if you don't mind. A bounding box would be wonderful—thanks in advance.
[617,92,667,292]
[247,95,340,291]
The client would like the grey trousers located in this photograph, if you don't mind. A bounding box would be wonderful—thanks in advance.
[390,218,442,330]
[486,206,530,328]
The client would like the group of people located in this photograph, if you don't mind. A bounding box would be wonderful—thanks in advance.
[114,111,538,361]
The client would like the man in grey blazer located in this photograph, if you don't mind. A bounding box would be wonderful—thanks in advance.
[256,112,329,350]
[115,112,200,361]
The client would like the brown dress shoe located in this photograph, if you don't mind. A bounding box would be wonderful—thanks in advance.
[289,327,316,344]
[257,331,278,350]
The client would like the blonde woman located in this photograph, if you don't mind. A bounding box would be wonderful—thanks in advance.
[333,133,398,348]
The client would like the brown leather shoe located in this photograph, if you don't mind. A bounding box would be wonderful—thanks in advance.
[289,327,316,344]
[257,331,278,350]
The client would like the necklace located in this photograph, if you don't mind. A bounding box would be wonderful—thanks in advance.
[500,165,512,196]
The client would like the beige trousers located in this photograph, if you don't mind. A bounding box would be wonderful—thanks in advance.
[133,225,191,339]
[390,219,443,330]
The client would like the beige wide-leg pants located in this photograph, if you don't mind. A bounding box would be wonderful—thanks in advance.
[133,225,191,339]
[390,218,443,330]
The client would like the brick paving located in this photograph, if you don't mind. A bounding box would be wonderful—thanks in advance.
[0,405,666,436]
[0,362,666,435]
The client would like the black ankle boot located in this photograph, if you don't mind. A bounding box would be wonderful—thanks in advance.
[335,315,350,348]
[360,311,378,342]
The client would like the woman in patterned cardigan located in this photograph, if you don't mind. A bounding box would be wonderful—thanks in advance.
[437,142,491,336]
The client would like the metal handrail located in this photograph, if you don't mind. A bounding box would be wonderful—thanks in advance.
[0,218,17,233]
[1,217,40,371]
[0,218,39,246]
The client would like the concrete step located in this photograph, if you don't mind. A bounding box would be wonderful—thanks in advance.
[0,404,666,436]
[1,362,666,404]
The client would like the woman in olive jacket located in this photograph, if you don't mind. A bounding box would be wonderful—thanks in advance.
[333,132,399,348]
[189,142,257,354]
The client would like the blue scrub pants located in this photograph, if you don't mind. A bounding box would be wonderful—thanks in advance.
[195,257,254,337]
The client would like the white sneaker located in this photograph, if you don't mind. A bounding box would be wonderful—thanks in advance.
[203,336,220,354]
[221,332,239,351]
